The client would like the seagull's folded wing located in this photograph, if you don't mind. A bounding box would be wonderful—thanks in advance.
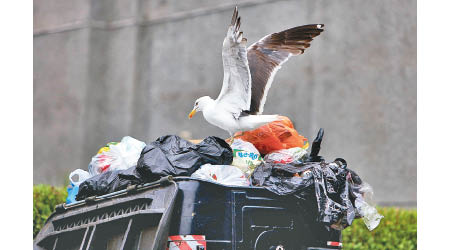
[247,24,324,115]
[216,7,252,119]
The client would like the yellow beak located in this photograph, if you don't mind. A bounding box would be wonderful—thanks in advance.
[188,109,197,119]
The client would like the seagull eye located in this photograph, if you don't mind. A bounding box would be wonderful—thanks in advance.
[195,102,198,106]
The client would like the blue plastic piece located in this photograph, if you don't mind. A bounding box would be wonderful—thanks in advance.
[66,184,79,204]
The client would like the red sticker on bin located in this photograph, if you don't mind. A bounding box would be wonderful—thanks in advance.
[327,241,343,247]
[167,235,206,250]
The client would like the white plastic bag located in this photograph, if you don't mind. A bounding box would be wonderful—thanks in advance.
[354,182,384,231]
[231,139,262,175]
[88,136,146,176]
[69,169,91,186]
[66,169,92,204]
[191,164,250,186]
[264,147,308,164]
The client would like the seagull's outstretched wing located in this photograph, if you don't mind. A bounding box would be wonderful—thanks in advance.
[216,7,252,119]
[247,24,324,114]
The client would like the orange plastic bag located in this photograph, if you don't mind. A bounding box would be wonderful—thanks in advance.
[234,116,309,155]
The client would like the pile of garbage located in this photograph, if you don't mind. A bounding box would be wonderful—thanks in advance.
[66,116,382,231]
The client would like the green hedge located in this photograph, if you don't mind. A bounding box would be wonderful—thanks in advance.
[33,185,417,249]
[33,184,67,238]
[342,207,417,250]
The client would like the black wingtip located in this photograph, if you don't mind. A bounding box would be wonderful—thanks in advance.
[231,6,238,25]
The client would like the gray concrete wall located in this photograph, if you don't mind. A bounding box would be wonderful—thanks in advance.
[34,0,416,206]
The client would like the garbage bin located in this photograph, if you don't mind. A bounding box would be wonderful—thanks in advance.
[34,177,342,250]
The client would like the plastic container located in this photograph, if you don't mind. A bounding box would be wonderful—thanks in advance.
[34,177,342,250]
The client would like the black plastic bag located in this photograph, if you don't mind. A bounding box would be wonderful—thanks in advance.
[76,166,143,201]
[251,159,361,229]
[251,162,315,195]
[136,135,233,181]
[76,135,232,200]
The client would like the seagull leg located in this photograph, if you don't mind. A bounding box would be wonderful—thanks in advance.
[229,132,235,145]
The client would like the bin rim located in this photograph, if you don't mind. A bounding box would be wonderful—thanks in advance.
[61,176,264,210]
[173,176,263,189]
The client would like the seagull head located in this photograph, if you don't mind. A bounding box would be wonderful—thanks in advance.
[189,96,213,119]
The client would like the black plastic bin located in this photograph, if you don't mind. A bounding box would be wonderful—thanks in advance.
[34,177,342,250]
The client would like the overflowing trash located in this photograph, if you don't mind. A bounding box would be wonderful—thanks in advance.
[230,139,262,176]
[251,159,357,229]
[234,116,309,154]
[76,135,232,201]
[192,164,250,186]
[250,129,381,231]
[66,116,382,231]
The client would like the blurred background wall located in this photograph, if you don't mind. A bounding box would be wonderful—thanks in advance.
[34,0,416,206]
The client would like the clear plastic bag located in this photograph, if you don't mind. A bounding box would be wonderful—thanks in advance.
[264,147,308,164]
[231,139,262,176]
[354,182,384,231]
[88,136,146,176]
[191,164,250,186]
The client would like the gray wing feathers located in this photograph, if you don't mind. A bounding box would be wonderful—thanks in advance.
[247,24,324,114]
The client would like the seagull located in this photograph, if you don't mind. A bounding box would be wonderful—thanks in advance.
[189,6,324,142]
